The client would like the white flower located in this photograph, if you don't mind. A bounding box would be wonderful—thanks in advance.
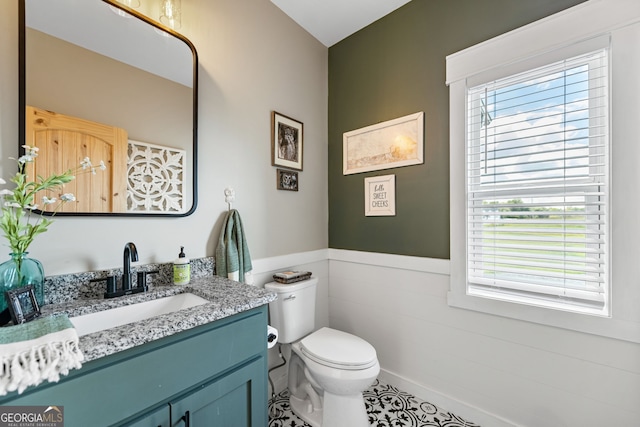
[18,145,39,163]
[17,155,35,164]
[0,152,103,255]
[80,157,92,169]
[60,193,76,202]
[21,145,39,157]
[99,160,106,170]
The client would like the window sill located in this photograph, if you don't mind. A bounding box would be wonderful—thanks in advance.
[447,290,640,344]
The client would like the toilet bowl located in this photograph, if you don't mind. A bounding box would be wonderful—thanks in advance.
[288,327,380,427]
[265,279,380,427]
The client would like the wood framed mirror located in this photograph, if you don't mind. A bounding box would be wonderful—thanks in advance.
[19,0,198,216]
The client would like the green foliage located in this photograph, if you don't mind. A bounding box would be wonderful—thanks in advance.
[0,146,105,254]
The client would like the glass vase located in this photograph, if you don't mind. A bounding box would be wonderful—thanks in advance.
[0,252,44,313]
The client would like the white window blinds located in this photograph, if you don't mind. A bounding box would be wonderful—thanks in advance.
[466,49,609,315]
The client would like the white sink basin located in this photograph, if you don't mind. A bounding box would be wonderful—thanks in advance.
[70,293,209,336]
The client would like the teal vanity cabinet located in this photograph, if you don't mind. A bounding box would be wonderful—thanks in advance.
[167,357,265,426]
[0,306,269,427]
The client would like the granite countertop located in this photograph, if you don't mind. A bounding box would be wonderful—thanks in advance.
[42,275,276,362]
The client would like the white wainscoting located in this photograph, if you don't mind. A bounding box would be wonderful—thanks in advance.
[254,249,639,426]
[327,249,640,427]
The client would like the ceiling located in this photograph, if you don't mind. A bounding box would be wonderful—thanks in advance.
[27,0,192,86]
[270,0,412,47]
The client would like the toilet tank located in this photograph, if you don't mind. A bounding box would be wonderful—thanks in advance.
[264,277,317,344]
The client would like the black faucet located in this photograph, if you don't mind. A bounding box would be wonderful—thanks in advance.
[98,242,157,299]
[122,242,139,291]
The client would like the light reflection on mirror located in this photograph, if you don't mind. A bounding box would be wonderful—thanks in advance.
[20,0,198,216]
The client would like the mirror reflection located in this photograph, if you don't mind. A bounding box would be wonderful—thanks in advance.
[20,0,197,215]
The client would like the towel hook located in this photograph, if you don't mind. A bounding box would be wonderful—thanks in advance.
[224,187,235,211]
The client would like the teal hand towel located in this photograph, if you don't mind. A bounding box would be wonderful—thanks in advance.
[215,209,254,284]
[0,314,84,395]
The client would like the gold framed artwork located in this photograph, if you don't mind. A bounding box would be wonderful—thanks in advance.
[272,111,303,171]
[343,112,424,175]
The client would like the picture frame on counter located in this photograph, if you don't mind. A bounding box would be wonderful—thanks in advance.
[277,168,299,191]
[5,285,41,324]
[272,111,303,171]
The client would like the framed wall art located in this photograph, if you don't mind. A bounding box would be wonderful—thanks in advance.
[277,168,299,191]
[343,111,424,175]
[365,174,396,216]
[272,111,303,171]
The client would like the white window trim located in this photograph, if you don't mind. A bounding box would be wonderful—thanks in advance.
[447,0,640,343]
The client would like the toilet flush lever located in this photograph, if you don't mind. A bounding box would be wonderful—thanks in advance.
[283,295,296,301]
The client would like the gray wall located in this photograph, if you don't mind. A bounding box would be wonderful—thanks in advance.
[26,28,192,151]
[1,0,328,275]
[328,0,587,259]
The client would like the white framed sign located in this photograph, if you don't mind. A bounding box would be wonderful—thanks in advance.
[365,174,396,216]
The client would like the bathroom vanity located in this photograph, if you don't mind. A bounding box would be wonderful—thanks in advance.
[0,275,276,426]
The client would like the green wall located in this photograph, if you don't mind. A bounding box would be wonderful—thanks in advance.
[328,0,587,259]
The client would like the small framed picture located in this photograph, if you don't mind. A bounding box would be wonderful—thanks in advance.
[365,174,396,216]
[272,111,303,171]
[5,285,41,324]
[277,168,299,191]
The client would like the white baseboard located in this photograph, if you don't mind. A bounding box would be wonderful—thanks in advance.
[378,369,518,427]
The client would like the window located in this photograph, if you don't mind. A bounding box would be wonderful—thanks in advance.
[447,0,640,342]
[465,50,609,316]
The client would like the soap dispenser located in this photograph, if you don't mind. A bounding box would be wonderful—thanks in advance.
[173,246,191,285]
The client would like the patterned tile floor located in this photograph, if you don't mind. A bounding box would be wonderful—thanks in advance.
[268,379,481,427]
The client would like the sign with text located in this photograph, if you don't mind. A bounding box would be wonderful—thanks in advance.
[0,406,64,427]
[365,174,396,216]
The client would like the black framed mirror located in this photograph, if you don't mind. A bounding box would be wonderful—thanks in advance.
[19,0,198,216]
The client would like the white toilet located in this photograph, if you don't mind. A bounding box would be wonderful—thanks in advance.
[265,277,379,427]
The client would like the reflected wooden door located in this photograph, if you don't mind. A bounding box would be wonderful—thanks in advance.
[25,106,128,213]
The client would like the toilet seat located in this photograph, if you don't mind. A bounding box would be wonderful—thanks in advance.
[300,327,377,370]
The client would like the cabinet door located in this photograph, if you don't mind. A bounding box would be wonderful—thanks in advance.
[125,405,170,427]
[169,357,267,427]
